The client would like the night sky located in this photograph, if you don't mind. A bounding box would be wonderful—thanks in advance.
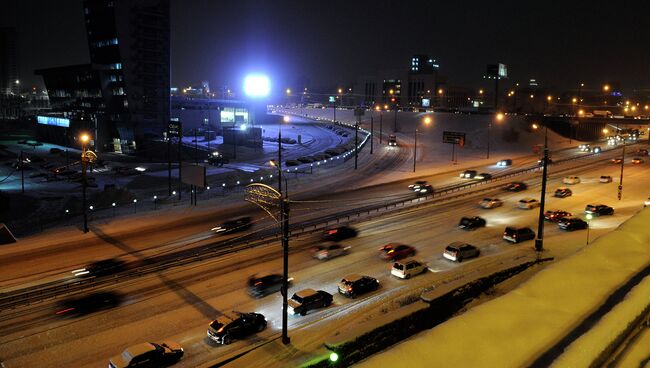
[3,0,650,93]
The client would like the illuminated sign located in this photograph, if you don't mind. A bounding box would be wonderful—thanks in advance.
[422,98,430,107]
[329,96,335,103]
[37,116,70,128]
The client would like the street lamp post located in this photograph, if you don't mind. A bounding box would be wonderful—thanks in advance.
[354,115,359,170]
[414,116,432,172]
[535,123,548,252]
[80,134,92,233]
[370,115,374,155]
[586,213,593,245]
[487,113,504,159]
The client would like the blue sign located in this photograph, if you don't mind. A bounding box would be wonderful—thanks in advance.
[37,116,70,128]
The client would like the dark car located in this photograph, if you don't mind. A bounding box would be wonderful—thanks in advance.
[288,289,333,316]
[475,173,492,180]
[211,216,253,234]
[285,159,301,166]
[504,182,528,192]
[611,157,623,164]
[458,216,487,230]
[537,157,553,166]
[72,258,126,278]
[247,273,293,298]
[408,180,428,191]
[503,227,536,244]
[496,159,512,167]
[443,242,480,262]
[414,184,434,195]
[558,218,588,231]
[544,210,572,223]
[554,187,573,198]
[585,204,614,216]
[337,274,380,298]
[460,170,478,179]
[636,149,649,156]
[206,312,267,344]
[109,341,184,368]
[323,226,358,241]
[55,291,123,317]
[378,243,416,261]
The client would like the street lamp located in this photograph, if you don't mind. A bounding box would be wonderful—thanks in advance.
[535,121,549,252]
[488,113,504,159]
[414,116,432,172]
[375,105,383,144]
[585,213,593,245]
[79,133,95,233]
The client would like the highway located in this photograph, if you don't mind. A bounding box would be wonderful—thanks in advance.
[1,141,649,367]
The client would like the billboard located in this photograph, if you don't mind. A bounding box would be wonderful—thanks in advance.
[329,96,336,103]
[37,116,70,128]
[422,98,430,107]
[443,131,466,145]
[181,164,207,188]
[486,63,508,79]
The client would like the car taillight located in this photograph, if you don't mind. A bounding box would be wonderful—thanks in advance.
[347,287,352,292]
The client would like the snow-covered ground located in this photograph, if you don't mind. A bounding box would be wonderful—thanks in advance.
[356,203,650,368]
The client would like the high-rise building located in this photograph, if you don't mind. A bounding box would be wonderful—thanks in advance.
[409,55,439,75]
[0,27,19,95]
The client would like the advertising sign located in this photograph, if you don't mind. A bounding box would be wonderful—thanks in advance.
[37,116,70,128]
[168,120,182,138]
[422,98,430,107]
[443,131,466,145]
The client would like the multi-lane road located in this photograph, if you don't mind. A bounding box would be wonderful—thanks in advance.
[1,138,649,367]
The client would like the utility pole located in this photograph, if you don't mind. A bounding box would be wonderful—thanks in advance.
[20,151,24,194]
[487,121,491,159]
[535,125,549,253]
[278,129,282,195]
[393,107,398,132]
[178,133,182,200]
[379,111,383,144]
[167,131,172,196]
[280,192,290,345]
[354,116,359,170]
[370,116,374,154]
[618,142,625,200]
[194,128,198,164]
[413,128,417,172]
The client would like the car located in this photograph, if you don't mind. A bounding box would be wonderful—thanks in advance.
[554,187,573,198]
[297,156,316,163]
[475,173,492,180]
[562,176,581,185]
[611,157,623,164]
[443,242,480,262]
[378,243,416,261]
[632,157,644,164]
[636,149,648,156]
[206,311,267,344]
[413,184,434,195]
[323,226,358,241]
[645,198,650,207]
[503,227,536,243]
[247,273,293,298]
[55,291,123,317]
[408,180,428,191]
[504,182,527,192]
[288,289,333,316]
[496,159,512,167]
[544,210,572,222]
[585,204,614,216]
[285,159,301,166]
[311,244,351,260]
[578,144,590,152]
[518,198,540,209]
[478,197,503,209]
[211,216,253,234]
[599,175,613,183]
[109,341,184,368]
[537,157,553,166]
[337,274,380,298]
[388,135,398,146]
[592,146,602,153]
[71,258,126,278]
[458,216,486,230]
[558,218,589,231]
[460,170,478,179]
[391,259,427,279]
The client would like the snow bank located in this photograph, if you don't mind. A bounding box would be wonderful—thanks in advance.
[356,208,650,368]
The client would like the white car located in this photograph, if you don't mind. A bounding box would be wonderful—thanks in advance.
[562,176,581,185]
[391,259,427,279]
[518,198,540,209]
[599,175,613,183]
[478,197,503,209]
[645,198,650,207]
[311,244,350,260]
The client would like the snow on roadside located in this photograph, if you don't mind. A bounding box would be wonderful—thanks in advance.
[356,208,650,368]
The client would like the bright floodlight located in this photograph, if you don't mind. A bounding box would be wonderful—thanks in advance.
[244,74,270,97]
[283,116,290,123]
[240,124,248,131]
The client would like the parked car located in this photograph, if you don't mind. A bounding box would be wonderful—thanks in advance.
[504,182,527,192]
[475,173,492,180]
[518,198,540,209]
[599,175,613,183]
[55,292,123,317]
[585,204,614,216]
[544,210,572,222]
[288,289,333,316]
[478,197,503,209]
[323,226,358,241]
[378,243,416,261]
[562,176,581,185]
[337,274,380,298]
[247,273,293,298]
[460,170,478,179]
[458,216,486,230]
[109,341,184,368]
[206,312,267,344]
[391,259,427,279]
[611,157,623,164]
[554,187,573,198]
[632,157,644,164]
[211,216,253,234]
[443,242,480,262]
[503,227,536,243]
[558,218,588,231]
[496,159,512,167]
[71,258,126,278]
[311,244,351,260]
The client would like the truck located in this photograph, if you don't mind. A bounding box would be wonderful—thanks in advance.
[593,110,612,117]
